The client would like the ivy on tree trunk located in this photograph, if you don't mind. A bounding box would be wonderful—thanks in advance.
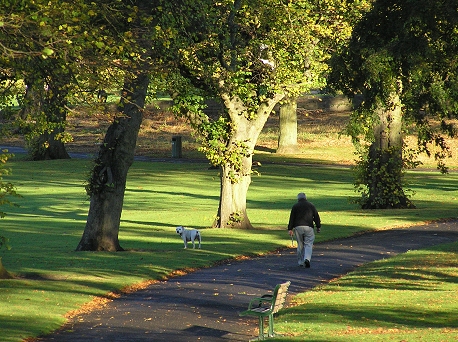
[356,92,414,209]
[76,73,149,251]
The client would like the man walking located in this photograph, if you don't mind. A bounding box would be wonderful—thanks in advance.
[288,192,321,268]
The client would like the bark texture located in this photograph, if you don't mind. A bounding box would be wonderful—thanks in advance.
[76,73,149,251]
[277,97,299,154]
[364,91,413,208]
[215,93,284,228]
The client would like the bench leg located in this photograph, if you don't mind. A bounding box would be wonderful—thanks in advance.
[268,314,274,337]
[248,316,265,341]
[259,316,265,340]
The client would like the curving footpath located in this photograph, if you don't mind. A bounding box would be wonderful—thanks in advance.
[34,221,458,342]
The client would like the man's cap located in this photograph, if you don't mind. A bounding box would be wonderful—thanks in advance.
[297,192,306,200]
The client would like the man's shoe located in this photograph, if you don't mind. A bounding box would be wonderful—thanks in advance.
[304,259,311,268]
[298,263,304,267]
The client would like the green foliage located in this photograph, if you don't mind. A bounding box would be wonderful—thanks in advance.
[84,161,114,197]
[228,211,243,226]
[164,0,364,130]
[0,0,152,158]
[170,86,253,180]
[330,0,458,169]
[353,145,415,209]
[160,0,368,203]
[0,151,18,252]
[330,0,458,208]
[3,1,369,228]
[0,151,18,219]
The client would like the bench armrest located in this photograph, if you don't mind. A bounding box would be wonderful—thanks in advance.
[247,296,274,310]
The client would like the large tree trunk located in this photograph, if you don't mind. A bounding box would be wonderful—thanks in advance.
[277,96,299,154]
[215,118,256,228]
[364,90,413,208]
[217,157,253,229]
[76,73,149,251]
[214,93,284,228]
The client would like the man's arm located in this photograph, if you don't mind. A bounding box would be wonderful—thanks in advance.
[287,207,295,236]
[314,208,321,232]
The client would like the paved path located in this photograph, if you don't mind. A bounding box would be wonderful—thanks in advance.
[34,221,458,342]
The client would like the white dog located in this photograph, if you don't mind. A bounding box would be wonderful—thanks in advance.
[176,226,201,249]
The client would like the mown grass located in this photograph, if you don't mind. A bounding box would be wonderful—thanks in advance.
[273,242,458,341]
[0,155,457,342]
[1,107,458,341]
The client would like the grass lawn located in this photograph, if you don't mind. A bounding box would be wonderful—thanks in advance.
[274,242,458,341]
[0,156,457,342]
[1,106,458,341]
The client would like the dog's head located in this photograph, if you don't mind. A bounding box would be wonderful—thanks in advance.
[176,226,184,236]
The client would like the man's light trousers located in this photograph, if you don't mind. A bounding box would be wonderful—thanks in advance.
[294,226,315,266]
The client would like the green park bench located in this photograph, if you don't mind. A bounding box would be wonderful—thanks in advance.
[239,281,291,341]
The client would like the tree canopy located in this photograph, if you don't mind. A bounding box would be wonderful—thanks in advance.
[1,1,371,248]
[332,0,458,164]
[330,0,458,208]
[158,0,367,227]
[0,0,143,158]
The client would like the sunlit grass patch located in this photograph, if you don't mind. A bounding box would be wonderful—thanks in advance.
[0,155,457,341]
[274,242,458,341]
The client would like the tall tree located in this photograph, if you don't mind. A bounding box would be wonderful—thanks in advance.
[2,1,154,250]
[276,1,370,155]
[330,0,458,208]
[76,1,158,251]
[1,1,77,159]
[1,1,154,250]
[165,0,362,228]
[19,62,72,160]
[76,72,149,251]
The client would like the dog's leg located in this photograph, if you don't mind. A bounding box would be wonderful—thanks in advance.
[197,233,201,249]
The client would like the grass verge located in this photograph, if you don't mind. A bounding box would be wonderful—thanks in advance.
[274,242,458,341]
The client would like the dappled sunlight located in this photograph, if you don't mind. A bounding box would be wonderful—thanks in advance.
[0,311,66,342]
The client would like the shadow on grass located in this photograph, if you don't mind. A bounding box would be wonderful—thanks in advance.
[324,242,458,291]
[281,302,458,329]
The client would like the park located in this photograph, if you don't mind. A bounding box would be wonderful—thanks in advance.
[1,1,458,341]
[1,102,457,341]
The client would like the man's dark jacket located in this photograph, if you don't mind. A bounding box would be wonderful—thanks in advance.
[288,199,321,231]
